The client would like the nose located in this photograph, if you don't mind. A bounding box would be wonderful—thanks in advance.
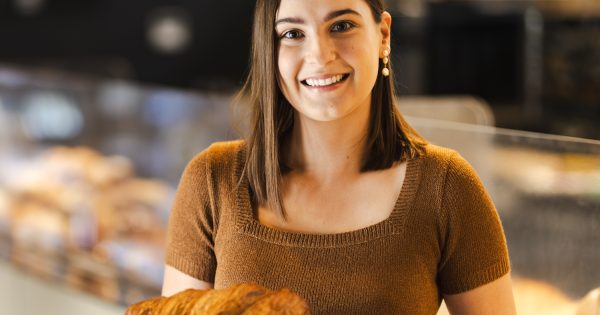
[305,34,336,66]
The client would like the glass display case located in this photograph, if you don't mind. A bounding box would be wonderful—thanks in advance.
[0,65,598,314]
[0,64,236,309]
[409,117,600,314]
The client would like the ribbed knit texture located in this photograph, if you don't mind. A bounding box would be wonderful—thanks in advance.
[165,140,510,315]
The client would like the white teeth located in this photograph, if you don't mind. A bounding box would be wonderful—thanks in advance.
[304,74,345,87]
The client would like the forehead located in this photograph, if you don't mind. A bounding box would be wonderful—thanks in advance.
[276,0,372,20]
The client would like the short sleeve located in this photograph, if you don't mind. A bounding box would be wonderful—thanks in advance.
[437,152,510,294]
[164,149,217,282]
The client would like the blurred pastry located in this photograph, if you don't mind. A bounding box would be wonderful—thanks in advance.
[577,287,600,315]
[438,277,587,315]
[0,189,10,234]
[11,198,67,253]
[511,277,578,315]
[4,145,174,297]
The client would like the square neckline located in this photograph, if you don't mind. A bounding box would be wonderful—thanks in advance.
[233,145,423,248]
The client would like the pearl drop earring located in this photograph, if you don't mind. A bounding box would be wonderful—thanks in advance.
[382,48,390,77]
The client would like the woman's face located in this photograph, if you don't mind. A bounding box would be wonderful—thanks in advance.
[275,0,391,123]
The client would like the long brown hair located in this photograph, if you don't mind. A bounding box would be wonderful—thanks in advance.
[238,0,427,220]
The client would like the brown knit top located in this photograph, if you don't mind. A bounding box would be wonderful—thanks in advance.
[165,140,510,315]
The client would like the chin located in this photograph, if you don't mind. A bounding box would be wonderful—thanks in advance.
[290,95,366,124]
[301,105,353,123]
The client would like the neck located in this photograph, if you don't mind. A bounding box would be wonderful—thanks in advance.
[284,103,370,182]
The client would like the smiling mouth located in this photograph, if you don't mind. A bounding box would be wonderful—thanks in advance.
[301,73,350,87]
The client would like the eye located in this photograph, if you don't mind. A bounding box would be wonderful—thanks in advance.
[331,21,356,33]
[280,29,304,40]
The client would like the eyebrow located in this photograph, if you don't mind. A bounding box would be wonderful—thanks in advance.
[275,9,362,27]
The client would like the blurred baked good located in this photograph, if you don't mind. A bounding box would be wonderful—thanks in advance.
[0,189,10,259]
[512,277,578,315]
[95,178,172,243]
[438,277,599,315]
[92,239,164,289]
[577,287,600,315]
[0,189,11,234]
[5,146,172,250]
[65,250,120,301]
[126,283,311,315]
[2,145,173,299]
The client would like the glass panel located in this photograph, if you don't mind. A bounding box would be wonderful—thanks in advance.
[409,117,600,312]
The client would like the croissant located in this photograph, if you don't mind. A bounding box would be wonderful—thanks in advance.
[125,283,311,315]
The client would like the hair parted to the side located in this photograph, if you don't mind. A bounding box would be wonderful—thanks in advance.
[237,0,427,221]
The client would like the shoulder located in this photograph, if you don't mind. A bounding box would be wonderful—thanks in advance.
[419,143,460,164]
[188,140,245,168]
[419,145,493,222]
[417,143,474,177]
[414,143,484,199]
[184,140,246,182]
[203,140,246,159]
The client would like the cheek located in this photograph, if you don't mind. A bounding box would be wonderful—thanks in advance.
[340,42,377,73]
[278,48,308,107]
[356,42,380,77]
[277,48,297,83]
[277,52,288,89]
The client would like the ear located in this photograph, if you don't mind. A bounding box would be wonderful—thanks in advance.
[379,11,392,57]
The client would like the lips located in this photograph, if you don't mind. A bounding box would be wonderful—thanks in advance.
[300,73,350,87]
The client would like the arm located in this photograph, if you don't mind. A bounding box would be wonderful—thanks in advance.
[437,151,515,312]
[163,148,218,296]
[443,270,516,315]
[161,265,214,297]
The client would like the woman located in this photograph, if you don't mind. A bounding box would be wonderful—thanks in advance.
[162,0,516,314]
